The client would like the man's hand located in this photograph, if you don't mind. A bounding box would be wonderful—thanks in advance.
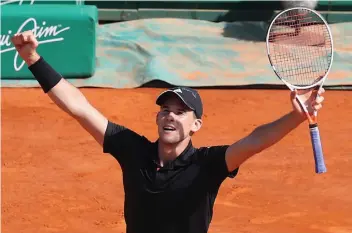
[11,30,40,66]
[290,87,325,122]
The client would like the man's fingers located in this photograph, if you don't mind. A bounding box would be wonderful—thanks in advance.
[315,95,324,104]
[29,34,38,47]
[11,31,36,46]
[311,97,324,106]
[313,103,323,111]
[11,34,22,45]
[318,87,325,95]
[22,32,34,42]
[311,95,324,111]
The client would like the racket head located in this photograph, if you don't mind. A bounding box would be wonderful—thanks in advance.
[266,7,334,90]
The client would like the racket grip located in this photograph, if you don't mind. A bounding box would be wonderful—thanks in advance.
[309,124,327,174]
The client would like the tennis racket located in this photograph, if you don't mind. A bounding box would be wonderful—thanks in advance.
[266,7,333,174]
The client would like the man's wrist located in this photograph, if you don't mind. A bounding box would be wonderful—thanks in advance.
[28,56,62,93]
[24,52,41,66]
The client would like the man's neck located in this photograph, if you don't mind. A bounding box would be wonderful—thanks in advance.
[157,138,191,166]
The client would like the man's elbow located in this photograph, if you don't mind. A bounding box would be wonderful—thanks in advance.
[48,91,89,118]
[226,129,271,169]
[250,125,277,153]
[69,99,93,119]
[225,138,259,171]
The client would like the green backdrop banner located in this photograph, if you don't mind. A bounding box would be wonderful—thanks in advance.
[0,4,97,79]
[0,0,84,6]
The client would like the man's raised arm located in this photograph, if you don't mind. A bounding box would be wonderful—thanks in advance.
[224,89,325,172]
[12,31,108,146]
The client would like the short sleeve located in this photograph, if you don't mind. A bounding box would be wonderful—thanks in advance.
[103,121,147,166]
[201,145,239,185]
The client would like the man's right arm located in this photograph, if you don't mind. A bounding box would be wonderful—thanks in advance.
[26,53,108,147]
[12,31,135,150]
[47,78,108,146]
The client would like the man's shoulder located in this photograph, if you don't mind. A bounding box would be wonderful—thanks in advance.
[104,121,153,154]
[194,145,239,179]
[106,121,150,140]
[195,145,230,156]
[189,145,229,164]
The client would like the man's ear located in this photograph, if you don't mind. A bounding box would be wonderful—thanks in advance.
[191,118,202,133]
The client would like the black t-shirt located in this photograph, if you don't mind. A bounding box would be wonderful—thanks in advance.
[103,121,239,233]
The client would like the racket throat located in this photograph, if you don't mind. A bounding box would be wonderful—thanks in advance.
[305,111,317,125]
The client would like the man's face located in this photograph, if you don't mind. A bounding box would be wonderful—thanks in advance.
[156,95,202,145]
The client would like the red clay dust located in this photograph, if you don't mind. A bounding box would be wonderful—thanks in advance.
[2,88,352,233]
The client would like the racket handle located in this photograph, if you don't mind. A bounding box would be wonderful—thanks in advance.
[309,124,327,174]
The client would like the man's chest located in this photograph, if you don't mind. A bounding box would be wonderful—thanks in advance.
[123,160,208,206]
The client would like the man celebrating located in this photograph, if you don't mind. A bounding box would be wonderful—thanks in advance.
[11,31,324,233]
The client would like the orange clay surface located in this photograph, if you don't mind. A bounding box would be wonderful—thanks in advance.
[2,88,352,233]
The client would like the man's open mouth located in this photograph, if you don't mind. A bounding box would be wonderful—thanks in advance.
[163,126,176,131]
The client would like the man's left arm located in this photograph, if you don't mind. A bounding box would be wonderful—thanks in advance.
[225,110,304,172]
[225,89,325,172]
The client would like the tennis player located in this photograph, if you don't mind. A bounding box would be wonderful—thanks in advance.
[12,31,325,233]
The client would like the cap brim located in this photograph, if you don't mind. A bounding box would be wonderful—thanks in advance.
[156,90,195,110]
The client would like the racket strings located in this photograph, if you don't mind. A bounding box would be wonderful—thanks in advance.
[268,9,332,87]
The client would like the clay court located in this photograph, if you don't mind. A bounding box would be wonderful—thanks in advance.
[2,87,352,233]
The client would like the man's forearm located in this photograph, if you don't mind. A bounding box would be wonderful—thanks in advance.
[27,53,89,117]
[250,110,306,153]
[47,79,90,117]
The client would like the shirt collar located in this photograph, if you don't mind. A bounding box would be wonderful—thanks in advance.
[151,140,196,170]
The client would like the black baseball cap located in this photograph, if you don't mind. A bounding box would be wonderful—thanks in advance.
[156,87,203,119]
